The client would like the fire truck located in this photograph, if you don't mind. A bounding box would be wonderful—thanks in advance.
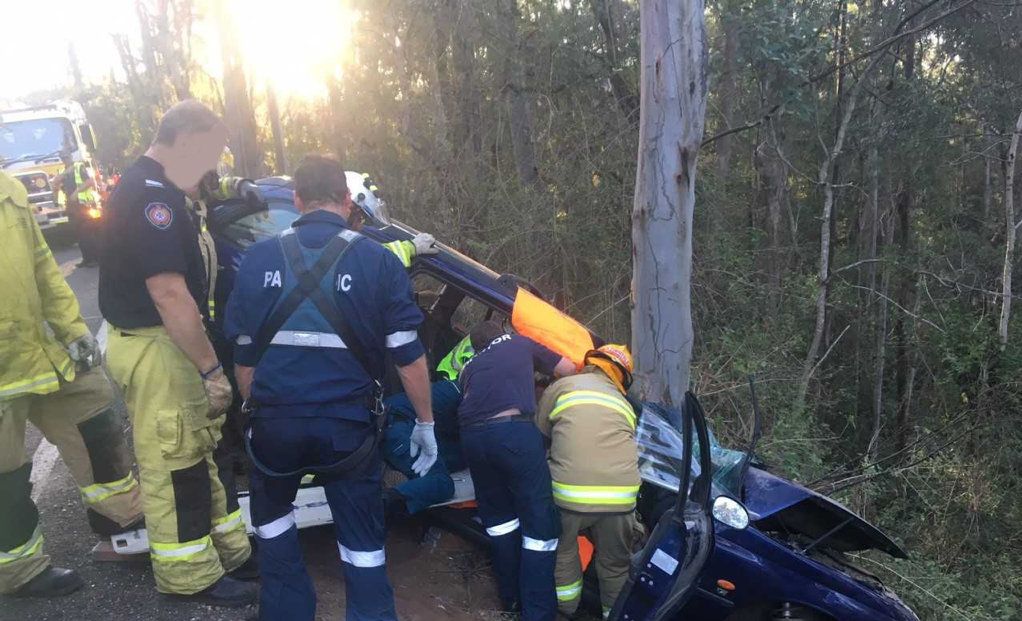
[0,100,102,230]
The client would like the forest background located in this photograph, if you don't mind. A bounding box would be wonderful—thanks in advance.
[15,1,1022,618]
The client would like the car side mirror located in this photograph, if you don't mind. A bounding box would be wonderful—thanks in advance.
[712,496,750,530]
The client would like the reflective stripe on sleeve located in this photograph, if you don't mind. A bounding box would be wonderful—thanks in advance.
[150,536,212,562]
[236,335,253,345]
[338,543,386,568]
[0,527,43,565]
[552,481,639,506]
[386,330,418,348]
[254,512,295,539]
[271,330,347,349]
[213,509,245,535]
[80,473,138,505]
[522,536,558,552]
[485,518,520,537]
[556,578,583,602]
[548,390,636,428]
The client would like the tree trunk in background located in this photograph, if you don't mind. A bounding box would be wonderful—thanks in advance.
[631,0,708,407]
[266,86,288,174]
[998,108,1022,347]
[112,34,158,135]
[716,5,739,180]
[499,0,541,188]
[588,0,640,121]
[67,44,84,91]
[215,0,263,178]
[449,0,483,157]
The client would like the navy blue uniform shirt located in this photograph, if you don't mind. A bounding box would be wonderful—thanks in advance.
[99,156,206,328]
[224,209,424,421]
[457,334,561,428]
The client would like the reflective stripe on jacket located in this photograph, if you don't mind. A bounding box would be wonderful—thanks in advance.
[536,369,640,512]
[0,171,87,399]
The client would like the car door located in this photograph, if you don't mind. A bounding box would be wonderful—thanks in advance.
[608,391,715,621]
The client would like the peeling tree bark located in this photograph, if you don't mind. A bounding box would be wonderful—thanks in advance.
[997,107,1022,347]
[630,0,708,408]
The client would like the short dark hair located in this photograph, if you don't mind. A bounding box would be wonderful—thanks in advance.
[470,320,505,352]
[153,100,223,146]
[294,155,350,207]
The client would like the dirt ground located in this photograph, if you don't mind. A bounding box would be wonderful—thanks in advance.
[307,519,507,621]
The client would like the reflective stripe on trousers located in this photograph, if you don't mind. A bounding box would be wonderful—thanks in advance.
[80,473,139,505]
[213,508,246,535]
[338,543,386,568]
[485,518,520,537]
[551,481,640,506]
[0,527,43,565]
[522,536,558,552]
[150,535,213,562]
[254,512,295,539]
[556,578,583,602]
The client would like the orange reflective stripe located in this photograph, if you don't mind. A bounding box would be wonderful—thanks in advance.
[511,288,593,368]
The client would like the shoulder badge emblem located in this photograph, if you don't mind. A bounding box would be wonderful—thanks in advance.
[145,202,174,230]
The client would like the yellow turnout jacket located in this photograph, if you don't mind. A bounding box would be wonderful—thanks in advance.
[536,368,641,512]
[0,171,88,399]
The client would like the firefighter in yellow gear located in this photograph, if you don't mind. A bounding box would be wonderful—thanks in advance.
[0,170,143,598]
[99,101,256,607]
[536,344,643,618]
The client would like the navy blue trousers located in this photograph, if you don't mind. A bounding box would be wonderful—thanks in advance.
[381,416,465,513]
[461,420,559,621]
[248,416,396,621]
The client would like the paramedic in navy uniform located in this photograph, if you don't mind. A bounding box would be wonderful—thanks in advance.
[224,155,437,621]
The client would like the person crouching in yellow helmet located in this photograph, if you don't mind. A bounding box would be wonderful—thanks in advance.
[536,344,642,619]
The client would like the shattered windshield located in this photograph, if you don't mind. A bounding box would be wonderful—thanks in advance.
[0,118,75,164]
[636,402,747,500]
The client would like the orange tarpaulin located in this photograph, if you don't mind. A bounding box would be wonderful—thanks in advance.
[511,287,594,368]
[578,535,595,571]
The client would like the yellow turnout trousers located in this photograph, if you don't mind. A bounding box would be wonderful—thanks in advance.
[0,367,143,593]
[106,325,250,594]
[554,509,642,618]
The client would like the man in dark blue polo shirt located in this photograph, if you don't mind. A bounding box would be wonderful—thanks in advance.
[457,320,575,621]
[224,155,436,621]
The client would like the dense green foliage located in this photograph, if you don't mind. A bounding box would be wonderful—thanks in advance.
[40,1,1022,618]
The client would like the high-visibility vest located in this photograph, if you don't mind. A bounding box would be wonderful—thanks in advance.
[436,335,474,380]
[74,163,101,205]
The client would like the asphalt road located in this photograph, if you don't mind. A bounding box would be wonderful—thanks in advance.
[2,240,506,621]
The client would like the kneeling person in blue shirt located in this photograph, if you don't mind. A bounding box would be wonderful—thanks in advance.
[224,156,437,621]
[458,320,576,620]
[380,380,466,518]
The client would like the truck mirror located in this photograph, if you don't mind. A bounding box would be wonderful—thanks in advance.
[79,124,96,152]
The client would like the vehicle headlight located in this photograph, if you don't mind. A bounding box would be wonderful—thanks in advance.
[87,207,102,220]
[712,496,750,530]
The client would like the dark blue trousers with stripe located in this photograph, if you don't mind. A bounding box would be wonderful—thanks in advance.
[248,415,396,621]
[461,420,560,621]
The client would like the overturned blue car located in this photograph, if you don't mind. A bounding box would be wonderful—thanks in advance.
[202,177,919,621]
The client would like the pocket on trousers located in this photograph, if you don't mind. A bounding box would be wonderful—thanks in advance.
[156,406,221,460]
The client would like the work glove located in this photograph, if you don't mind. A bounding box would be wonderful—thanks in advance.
[409,420,439,476]
[202,365,233,419]
[412,233,439,257]
[68,333,101,371]
[236,179,263,205]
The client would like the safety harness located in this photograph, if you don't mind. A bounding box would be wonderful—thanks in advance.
[244,228,386,478]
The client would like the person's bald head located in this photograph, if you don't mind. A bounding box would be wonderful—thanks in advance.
[147,100,228,191]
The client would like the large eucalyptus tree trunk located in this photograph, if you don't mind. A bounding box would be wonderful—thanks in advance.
[998,107,1022,347]
[630,0,708,407]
